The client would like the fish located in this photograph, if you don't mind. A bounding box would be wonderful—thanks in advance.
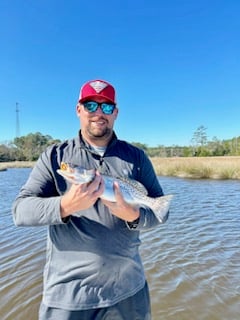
[57,162,173,223]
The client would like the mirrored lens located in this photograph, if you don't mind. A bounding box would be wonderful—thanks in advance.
[101,103,115,114]
[83,101,115,115]
[83,102,98,113]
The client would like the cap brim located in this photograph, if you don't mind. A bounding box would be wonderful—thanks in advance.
[79,94,115,104]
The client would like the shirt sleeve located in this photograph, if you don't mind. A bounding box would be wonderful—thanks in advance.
[126,206,169,231]
[12,148,66,226]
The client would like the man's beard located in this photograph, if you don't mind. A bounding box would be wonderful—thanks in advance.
[86,126,112,141]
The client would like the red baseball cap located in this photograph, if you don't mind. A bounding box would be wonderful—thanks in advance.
[78,79,116,104]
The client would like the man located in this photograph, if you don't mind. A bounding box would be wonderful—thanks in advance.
[13,79,168,320]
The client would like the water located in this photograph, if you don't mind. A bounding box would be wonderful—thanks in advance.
[0,169,239,320]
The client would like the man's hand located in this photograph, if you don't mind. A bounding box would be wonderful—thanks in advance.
[60,171,104,218]
[101,181,140,222]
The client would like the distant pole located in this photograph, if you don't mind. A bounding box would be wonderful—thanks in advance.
[16,102,20,137]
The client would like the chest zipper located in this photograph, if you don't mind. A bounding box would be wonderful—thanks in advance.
[98,156,105,174]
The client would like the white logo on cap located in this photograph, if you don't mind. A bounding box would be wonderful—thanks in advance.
[90,81,108,93]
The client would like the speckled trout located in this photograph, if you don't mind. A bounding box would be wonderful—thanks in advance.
[57,162,173,222]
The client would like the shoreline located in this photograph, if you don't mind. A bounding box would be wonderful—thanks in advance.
[1,156,240,179]
[0,161,36,171]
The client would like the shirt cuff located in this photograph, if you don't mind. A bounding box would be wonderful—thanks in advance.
[126,217,140,229]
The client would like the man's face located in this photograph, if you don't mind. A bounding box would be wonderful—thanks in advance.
[76,98,118,145]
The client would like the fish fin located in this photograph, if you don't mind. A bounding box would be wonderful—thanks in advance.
[149,194,173,223]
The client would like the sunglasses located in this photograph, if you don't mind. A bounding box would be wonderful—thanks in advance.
[82,101,116,115]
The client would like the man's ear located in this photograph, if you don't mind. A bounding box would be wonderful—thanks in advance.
[114,107,119,119]
[76,103,81,117]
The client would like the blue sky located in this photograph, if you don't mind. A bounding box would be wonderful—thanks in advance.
[0,0,239,147]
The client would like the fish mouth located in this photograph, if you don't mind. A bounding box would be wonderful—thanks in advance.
[57,164,95,184]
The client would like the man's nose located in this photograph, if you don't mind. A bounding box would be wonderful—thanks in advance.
[94,105,104,114]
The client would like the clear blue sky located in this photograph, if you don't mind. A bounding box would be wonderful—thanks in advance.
[0,0,239,146]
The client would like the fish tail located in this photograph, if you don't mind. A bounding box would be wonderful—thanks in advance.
[150,194,173,223]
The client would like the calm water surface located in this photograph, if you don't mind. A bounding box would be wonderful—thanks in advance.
[0,168,239,320]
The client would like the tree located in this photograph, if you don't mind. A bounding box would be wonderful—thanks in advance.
[208,136,225,156]
[191,125,208,146]
[13,132,61,161]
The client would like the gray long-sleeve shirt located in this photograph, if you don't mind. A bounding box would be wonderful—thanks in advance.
[12,131,167,310]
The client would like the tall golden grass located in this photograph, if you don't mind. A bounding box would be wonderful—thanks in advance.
[151,156,240,179]
[1,157,240,179]
[0,161,35,171]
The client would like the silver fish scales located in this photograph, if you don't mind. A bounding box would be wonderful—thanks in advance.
[57,162,173,223]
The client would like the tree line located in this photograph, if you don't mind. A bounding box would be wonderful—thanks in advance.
[0,126,240,162]
[133,126,240,157]
[0,132,61,162]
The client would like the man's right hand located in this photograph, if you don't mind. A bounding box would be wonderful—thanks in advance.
[60,171,104,218]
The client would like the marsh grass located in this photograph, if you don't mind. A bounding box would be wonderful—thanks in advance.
[0,161,35,171]
[1,157,240,180]
[150,156,240,180]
